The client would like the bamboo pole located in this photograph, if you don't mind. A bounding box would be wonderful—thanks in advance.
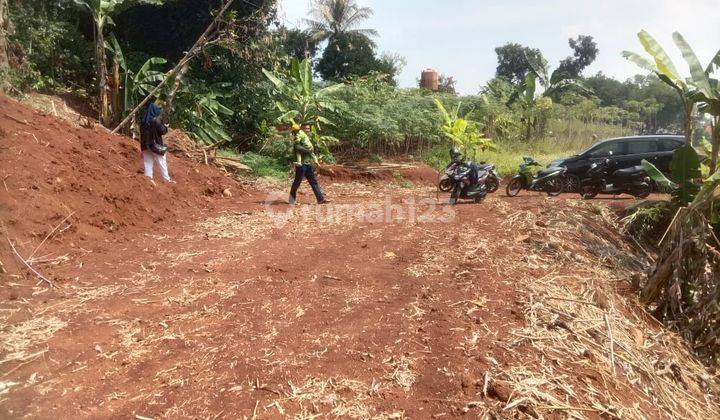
[111,0,236,134]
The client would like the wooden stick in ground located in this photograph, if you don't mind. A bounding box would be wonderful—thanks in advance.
[7,238,54,288]
[111,0,236,134]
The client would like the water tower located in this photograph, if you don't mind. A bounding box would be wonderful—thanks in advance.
[420,69,439,91]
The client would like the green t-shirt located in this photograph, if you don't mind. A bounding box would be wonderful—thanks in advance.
[293,131,319,165]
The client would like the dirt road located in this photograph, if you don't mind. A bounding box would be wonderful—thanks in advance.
[2,184,718,418]
[1,97,718,418]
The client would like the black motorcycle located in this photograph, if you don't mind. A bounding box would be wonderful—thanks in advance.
[448,161,488,205]
[439,146,500,194]
[579,158,651,199]
[439,162,499,193]
[506,157,566,197]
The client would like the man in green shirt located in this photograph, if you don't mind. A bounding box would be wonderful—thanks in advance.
[289,124,327,204]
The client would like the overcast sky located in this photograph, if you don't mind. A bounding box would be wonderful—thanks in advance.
[276,0,720,94]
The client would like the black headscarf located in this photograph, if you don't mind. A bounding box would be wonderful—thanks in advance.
[141,103,162,128]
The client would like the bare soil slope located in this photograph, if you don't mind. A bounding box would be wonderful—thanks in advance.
[0,95,236,294]
[1,98,719,419]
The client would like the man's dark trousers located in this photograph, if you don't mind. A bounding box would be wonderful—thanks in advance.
[290,163,325,203]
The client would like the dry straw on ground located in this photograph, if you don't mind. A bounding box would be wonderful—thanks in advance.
[496,201,720,419]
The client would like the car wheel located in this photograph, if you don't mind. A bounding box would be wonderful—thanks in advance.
[581,184,599,199]
[564,174,580,193]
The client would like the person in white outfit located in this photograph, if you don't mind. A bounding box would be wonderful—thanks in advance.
[140,99,173,183]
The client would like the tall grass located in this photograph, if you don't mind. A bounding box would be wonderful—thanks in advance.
[424,121,630,176]
[241,152,288,180]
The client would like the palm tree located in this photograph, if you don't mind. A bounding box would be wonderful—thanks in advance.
[303,0,378,45]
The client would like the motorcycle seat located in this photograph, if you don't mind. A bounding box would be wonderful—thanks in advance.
[613,166,646,178]
[538,167,562,176]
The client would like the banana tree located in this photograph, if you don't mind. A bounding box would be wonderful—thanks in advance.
[675,37,720,171]
[263,58,343,155]
[263,58,343,128]
[508,52,590,140]
[434,99,494,161]
[176,86,234,146]
[622,30,697,146]
[105,34,166,132]
[74,0,163,126]
[642,144,702,205]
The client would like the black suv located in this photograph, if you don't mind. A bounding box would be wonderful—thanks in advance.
[551,135,685,192]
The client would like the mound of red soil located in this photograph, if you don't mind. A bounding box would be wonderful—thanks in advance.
[0,95,238,278]
[318,163,438,185]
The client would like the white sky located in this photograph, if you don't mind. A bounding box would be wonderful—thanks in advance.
[276,0,720,94]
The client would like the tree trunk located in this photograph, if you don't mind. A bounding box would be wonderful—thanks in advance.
[110,51,121,125]
[0,0,9,71]
[164,61,190,122]
[94,22,110,126]
[683,100,694,146]
[711,117,719,174]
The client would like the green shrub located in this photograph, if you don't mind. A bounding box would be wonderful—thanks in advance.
[242,152,288,180]
[622,200,676,243]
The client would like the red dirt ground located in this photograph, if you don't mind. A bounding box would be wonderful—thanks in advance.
[1,96,719,419]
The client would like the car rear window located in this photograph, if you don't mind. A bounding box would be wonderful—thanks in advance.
[626,140,658,154]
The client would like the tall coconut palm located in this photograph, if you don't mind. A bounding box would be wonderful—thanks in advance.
[303,0,378,45]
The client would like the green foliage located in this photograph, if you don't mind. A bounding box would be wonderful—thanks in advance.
[585,73,683,132]
[275,27,319,60]
[494,43,544,85]
[0,63,44,92]
[174,84,234,146]
[241,151,287,179]
[434,98,494,160]
[263,58,341,128]
[623,30,698,144]
[622,200,676,242]
[643,144,702,205]
[263,58,342,159]
[73,0,165,31]
[106,35,166,114]
[7,0,94,90]
[324,77,445,156]
[368,154,383,164]
[555,35,599,80]
[316,32,401,83]
[507,52,592,140]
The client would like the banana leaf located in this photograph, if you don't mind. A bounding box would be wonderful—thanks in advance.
[642,159,678,190]
[638,30,683,84]
[673,32,713,98]
[706,49,720,75]
[622,51,656,73]
[670,144,702,184]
